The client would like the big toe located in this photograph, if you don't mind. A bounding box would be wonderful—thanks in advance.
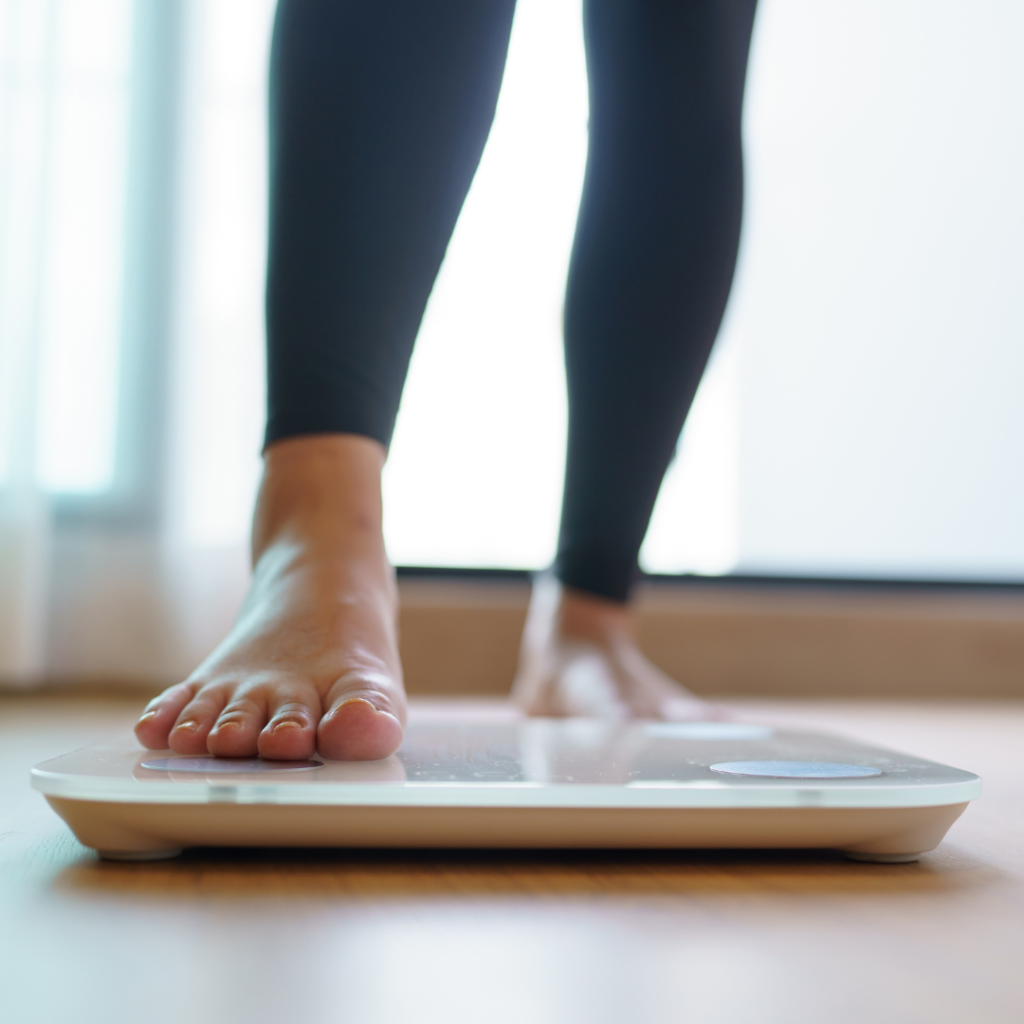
[318,675,405,761]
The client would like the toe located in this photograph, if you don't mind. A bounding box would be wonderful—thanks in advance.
[318,669,406,761]
[135,682,198,750]
[168,685,230,755]
[258,682,320,760]
[207,691,265,757]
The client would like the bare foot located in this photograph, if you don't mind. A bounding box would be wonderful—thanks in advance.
[511,575,723,720]
[135,435,406,761]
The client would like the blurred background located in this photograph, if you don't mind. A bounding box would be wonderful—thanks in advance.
[3,0,1024,691]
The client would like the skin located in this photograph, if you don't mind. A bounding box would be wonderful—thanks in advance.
[135,434,713,762]
[135,435,404,762]
[512,573,721,721]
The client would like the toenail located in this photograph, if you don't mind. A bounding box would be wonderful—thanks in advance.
[175,720,199,732]
[271,719,302,732]
[137,710,158,723]
[212,720,239,732]
[338,698,376,712]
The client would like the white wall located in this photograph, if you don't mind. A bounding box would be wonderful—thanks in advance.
[728,0,1024,579]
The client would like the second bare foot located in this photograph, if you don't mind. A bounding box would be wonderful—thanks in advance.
[511,574,723,721]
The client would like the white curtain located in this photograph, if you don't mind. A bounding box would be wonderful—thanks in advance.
[0,0,272,687]
[1,0,57,682]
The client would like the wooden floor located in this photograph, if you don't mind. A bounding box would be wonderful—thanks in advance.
[2,694,1022,1024]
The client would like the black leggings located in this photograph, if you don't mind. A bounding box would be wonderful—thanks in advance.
[266,0,758,602]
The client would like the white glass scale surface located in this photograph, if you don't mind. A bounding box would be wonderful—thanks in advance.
[31,710,981,863]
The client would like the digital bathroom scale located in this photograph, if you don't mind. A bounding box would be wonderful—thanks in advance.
[31,708,981,863]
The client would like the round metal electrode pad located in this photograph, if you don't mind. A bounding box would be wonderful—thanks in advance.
[709,760,882,779]
[140,757,324,773]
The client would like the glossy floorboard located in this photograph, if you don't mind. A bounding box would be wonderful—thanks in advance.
[2,694,1022,1024]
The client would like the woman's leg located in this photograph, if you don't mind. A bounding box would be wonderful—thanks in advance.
[515,0,758,717]
[137,0,517,760]
[265,0,517,449]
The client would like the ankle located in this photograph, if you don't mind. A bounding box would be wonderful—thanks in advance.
[253,434,387,561]
[555,585,633,648]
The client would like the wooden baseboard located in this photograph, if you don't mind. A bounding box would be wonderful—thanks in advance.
[8,578,1024,699]
[398,578,1024,698]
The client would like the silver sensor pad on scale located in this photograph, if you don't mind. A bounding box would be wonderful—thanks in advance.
[141,757,324,773]
[710,760,883,779]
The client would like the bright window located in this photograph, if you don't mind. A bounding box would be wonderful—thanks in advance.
[387,0,1024,581]
[0,0,132,493]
